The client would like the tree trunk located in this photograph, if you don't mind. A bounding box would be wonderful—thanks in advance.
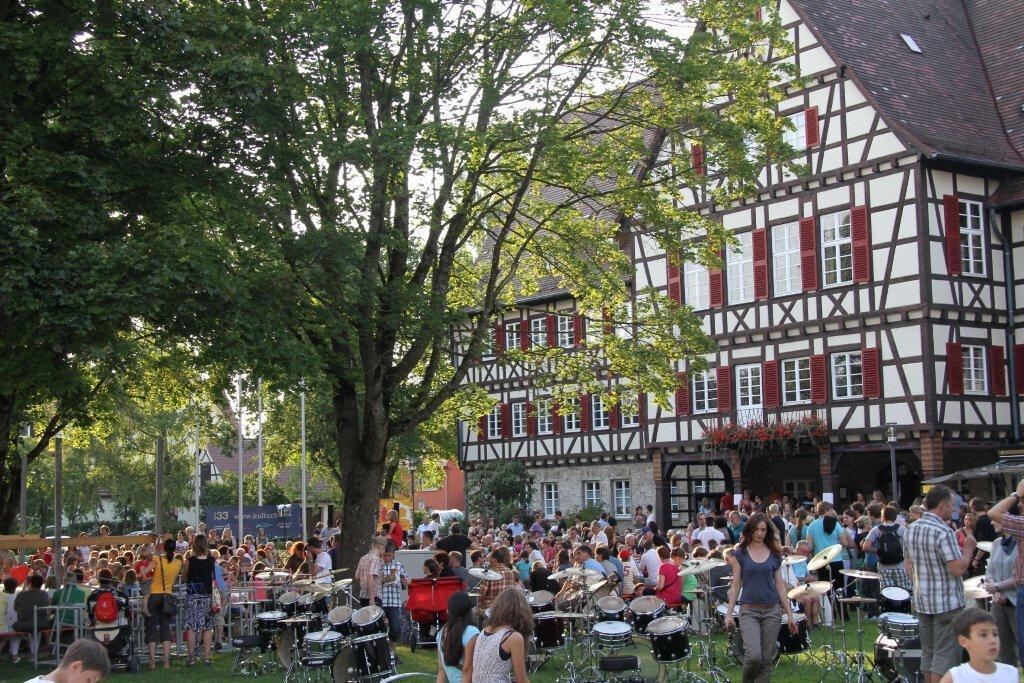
[0,463,21,534]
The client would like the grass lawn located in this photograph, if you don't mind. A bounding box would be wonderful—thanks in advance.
[0,621,888,682]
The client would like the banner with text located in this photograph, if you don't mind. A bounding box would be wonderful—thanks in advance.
[205,505,303,539]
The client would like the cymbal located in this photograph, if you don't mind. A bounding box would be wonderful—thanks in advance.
[281,616,317,623]
[254,571,290,582]
[807,544,844,571]
[787,581,833,600]
[563,567,603,578]
[330,568,351,575]
[293,580,331,593]
[840,569,881,581]
[586,579,608,592]
[976,541,993,554]
[333,578,353,588]
[469,567,503,581]
[548,570,571,581]
[964,576,986,590]
[677,558,727,577]
[545,611,589,619]
[782,555,807,566]
[966,586,992,601]
[839,596,877,605]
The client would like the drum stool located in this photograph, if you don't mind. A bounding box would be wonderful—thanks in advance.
[599,655,644,682]
[231,634,276,677]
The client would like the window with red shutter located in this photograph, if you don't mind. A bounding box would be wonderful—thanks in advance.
[799,216,818,291]
[579,395,591,431]
[763,360,779,409]
[810,354,827,404]
[546,314,557,348]
[552,401,562,434]
[675,372,690,416]
[478,416,487,441]
[753,228,768,300]
[947,342,964,394]
[804,107,820,148]
[851,206,871,283]
[861,347,881,398]
[500,404,511,439]
[990,345,1006,396]
[573,314,585,347]
[667,260,681,304]
[692,143,705,176]
[494,322,505,355]
[638,393,648,426]
[526,401,536,436]
[609,402,620,429]
[519,319,530,351]
[717,366,733,412]
[944,195,962,276]
[709,250,724,307]
[1016,344,1024,395]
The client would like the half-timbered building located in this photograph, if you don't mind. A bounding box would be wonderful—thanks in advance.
[457,0,1024,526]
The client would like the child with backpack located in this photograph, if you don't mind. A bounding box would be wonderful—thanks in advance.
[863,506,911,591]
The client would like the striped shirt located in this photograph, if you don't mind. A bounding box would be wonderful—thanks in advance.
[994,511,1024,584]
[476,567,521,610]
[904,512,964,614]
[378,560,409,608]
[355,551,382,600]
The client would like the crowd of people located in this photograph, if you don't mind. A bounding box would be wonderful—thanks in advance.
[3,484,1024,682]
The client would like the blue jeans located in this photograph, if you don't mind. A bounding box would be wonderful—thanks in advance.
[1016,586,1024,663]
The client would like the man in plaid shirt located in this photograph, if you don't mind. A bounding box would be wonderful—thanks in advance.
[355,536,386,607]
[985,477,1024,665]
[476,546,521,612]
[378,541,409,649]
[904,485,975,682]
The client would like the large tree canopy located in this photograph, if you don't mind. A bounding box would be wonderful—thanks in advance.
[174,0,798,568]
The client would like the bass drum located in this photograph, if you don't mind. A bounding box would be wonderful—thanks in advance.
[874,634,922,682]
[333,633,395,680]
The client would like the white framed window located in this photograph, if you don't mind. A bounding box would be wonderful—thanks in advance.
[772,221,802,296]
[535,399,552,435]
[530,317,547,347]
[542,483,559,518]
[511,402,526,438]
[620,394,640,427]
[693,371,718,414]
[783,112,806,152]
[583,481,602,508]
[487,405,502,439]
[782,358,811,405]
[684,261,709,310]
[504,321,520,351]
[821,211,853,287]
[962,345,987,394]
[727,232,755,304]
[736,364,762,408]
[831,351,863,400]
[563,399,580,432]
[959,200,985,276]
[669,479,682,513]
[557,314,573,347]
[591,394,609,429]
[783,480,814,500]
[613,480,631,517]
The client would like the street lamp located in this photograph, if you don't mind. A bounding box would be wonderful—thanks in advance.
[886,422,898,505]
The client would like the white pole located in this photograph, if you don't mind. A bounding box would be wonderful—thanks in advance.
[237,375,244,542]
[194,410,201,527]
[257,379,264,506]
[300,389,307,540]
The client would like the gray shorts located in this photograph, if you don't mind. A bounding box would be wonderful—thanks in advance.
[918,608,962,675]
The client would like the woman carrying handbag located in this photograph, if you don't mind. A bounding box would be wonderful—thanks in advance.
[183,534,217,665]
[142,539,182,670]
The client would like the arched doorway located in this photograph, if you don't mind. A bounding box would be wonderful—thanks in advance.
[665,459,731,527]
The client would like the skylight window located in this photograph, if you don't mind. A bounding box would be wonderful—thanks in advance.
[900,34,922,53]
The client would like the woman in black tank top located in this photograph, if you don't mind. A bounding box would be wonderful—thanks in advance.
[182,534,216,665]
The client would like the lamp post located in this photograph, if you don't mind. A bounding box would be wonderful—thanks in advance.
[53,431,63,589]
[886,422,898,505]
[300,388,307,540]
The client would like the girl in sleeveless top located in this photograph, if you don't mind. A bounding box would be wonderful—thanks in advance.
[436,591,479,683]
[471,587,533,682]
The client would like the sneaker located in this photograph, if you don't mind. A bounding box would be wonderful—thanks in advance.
[214,642,222,651]
[11,655,21,664]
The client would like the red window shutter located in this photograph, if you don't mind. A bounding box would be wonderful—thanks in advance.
[520,319,530,351]
[477,416,487,441]
[810,354,827,404]
[494,322,505,355]
[755,6,763,21]
[675,372,690,416]
[709,251,724,307]
[1016,344,1024,395]
[551,401,562,434]
[717,366,733,412]
[637,393,648,425]
[546,314,557,348]
[762,360,779,409]
[667,261,681,304]
[799,216,818,291]
[947,342,964,395]
[609,401,620,429]
[990,345,1006,396]
[602,308,613,336]
[753,228,768,300]
[573,314,585,347]
[851,206,871,283]
[500,403,511,439]
[804,107,820,148]
[579,395,591,431]
[861,347,881,399]
[525,401,536,436]
[944,195,962,276]
[691,143,705,176]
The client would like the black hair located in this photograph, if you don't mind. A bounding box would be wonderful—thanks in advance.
[442,591,475,667]
[163,538,176,563]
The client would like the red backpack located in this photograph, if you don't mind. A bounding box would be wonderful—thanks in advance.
[94,591,118,623]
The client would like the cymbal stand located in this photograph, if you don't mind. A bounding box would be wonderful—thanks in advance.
[816,566,850,679]
[843,601,877,682]
[553,615,585,683]
[573,582,604,681]
[691,588,729,683]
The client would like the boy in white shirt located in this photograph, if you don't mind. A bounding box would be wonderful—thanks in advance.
[940,608,1017,683]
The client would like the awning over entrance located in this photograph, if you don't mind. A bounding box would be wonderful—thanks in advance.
[923,459,1024,485]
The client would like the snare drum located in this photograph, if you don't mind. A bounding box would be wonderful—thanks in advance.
[303,629,343,657]
[351,605,388,637]
[592,620,633,649]
[880,586,911,614]
[296,593,315,611]
[647,616,690,662]
[529,590,554,613]
[628,595,665,635]
[715,603,741,629]
[255,610,288,637]
[776,613,810,655]
[596,595,628,622]
[879,612,919,641]
[533,613,565,650]
[326,606,354,637]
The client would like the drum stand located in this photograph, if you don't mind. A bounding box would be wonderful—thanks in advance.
[554,616,587,683]
[840,601,877,682]
[691,593,729,683]
[815,567,851,678]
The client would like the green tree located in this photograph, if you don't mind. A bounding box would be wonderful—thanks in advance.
[200,471,290,509]
[465,460,535,524]
[169,0,797,568]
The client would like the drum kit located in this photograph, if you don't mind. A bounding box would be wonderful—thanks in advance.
[232,568,399,683]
